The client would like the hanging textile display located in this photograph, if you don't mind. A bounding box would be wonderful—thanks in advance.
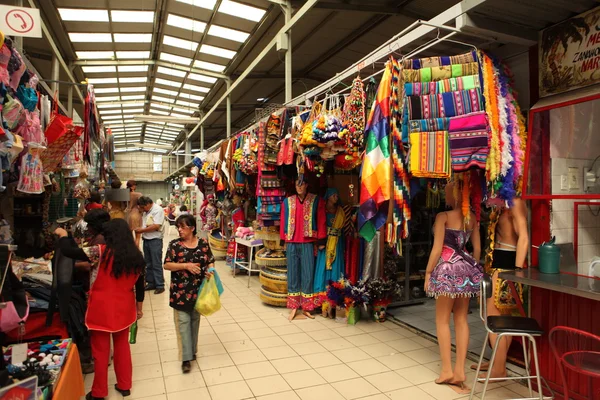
[389,58,410,249]
[17,146,44,194]
[358,61,393,242]
[342,77,366,165]
[40,126,84,172]
[408,131,451,178]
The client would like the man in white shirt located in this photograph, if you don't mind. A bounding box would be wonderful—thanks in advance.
[135,196,165,294]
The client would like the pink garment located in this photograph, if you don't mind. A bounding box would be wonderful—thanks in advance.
[448,111,487,132]
[0,45,10,87]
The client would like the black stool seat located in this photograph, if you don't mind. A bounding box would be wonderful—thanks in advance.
[487,316,544,335]
[564,351,600,374]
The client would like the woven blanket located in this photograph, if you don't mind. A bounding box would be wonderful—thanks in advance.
[404,74,481,96]
[448,111,488,132]
[402,51,477,69]
[449,129,489,172]
[407,88,484,120]
[402,62,479,83]
[409,131,451,179]
[409,117,449,133]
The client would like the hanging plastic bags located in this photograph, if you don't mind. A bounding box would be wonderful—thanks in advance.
[44,94,73,144]
[195,277,221,316]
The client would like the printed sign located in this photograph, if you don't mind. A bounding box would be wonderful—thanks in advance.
[153,155,162,172]
[0,5,41,38]
[540,6,600,97]
[0,376,38,400]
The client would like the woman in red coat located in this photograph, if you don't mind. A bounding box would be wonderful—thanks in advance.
[56,218,146,400]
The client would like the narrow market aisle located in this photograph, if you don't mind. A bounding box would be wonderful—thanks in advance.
[82,240,531,400]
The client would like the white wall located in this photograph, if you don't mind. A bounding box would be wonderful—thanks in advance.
[549,101,600,274]
[114,151,171,181]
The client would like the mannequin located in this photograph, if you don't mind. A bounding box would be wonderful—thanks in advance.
[226,194,247,269]
[280,179,326,321]
[73,172,91,215]
[200,194,218,232]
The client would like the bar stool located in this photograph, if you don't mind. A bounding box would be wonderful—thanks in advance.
[470,274,553,400]
[549,326,600,400]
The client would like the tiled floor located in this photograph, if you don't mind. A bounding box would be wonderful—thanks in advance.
[82,238,534,400]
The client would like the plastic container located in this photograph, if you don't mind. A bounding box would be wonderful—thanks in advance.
[538,237,561,274]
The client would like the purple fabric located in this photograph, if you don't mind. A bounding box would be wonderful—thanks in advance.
[427,228,483,298]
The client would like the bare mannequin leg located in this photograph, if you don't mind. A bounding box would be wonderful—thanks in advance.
[288,308,297,322]
[303,311,315,319]
[452,297,470,384]
[435,296,455,384]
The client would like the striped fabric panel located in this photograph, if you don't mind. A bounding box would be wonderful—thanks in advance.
[404,75,481,96]
[409,117,450,133]
[407,88,484,120]
[402,63,479,83]
[408,131,450,179]
[449,129,490,172]
[402,51,477,69]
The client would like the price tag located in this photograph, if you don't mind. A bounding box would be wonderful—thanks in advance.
[11,343,27,364]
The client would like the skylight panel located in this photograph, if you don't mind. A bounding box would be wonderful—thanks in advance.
[58,8,109,22]
[154,87,179,97]
[169,112,190,118]
[82,66,116,74]
[95,87,120,94]
[151,110,170,116]
[119,77,148,83]
[88,77,118,84]
[188,73,217,84]
[118,65,149,73]
[157,66,187,78]
[166,14,206,32]
[77,51,115,60]
[122,108,145,114]
[171,106,195,114]
[163,35,198,52]
[103,115,123,120]
[100,109,122,115]
[179,93,205,101]
[116,51,150,59]
[152,95,174,103]
[119,87,146,93]
[218,1,265,22]
[176,0,217,10]
[167,122,185,128]
[155,78,182,88]
[160,52,192,66]
[200,44,235,59]
[194,60,225,72]
[151,103,172,110]
[69,33,112,42]
[111,10,154,23]
[98,103,121,109]
[121,102,146,108]
[208,25,249,43]
[183,83,210,93]
[114,34,152,43]
[175,99,200,108]
[121,95,146,101]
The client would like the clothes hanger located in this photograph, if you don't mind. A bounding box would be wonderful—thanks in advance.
[441,37,479,53]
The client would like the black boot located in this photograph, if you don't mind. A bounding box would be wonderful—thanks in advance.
[85,392,104,400]
[114,384,131,397]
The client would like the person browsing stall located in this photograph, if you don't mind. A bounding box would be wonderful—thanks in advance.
[163,214,214,373]
[135,196,165,294]
[85,191,104,212]
[55,219,146,400]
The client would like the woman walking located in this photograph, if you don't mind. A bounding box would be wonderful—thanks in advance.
[55,218,145,400]
[424,181,482,392]
[163,214,214,373]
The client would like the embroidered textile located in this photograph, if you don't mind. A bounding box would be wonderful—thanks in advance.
[449,129,489,171]
[402,62,479,83]
[404,74,481,96]
[407,88,484,120]
[409,117,449,133]
[402,51,477,69]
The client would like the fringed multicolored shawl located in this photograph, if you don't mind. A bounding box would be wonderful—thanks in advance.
[358,62,392,242]
[389,58,411,250]
[479,51,528,206]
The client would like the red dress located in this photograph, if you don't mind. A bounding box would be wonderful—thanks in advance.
[226,207,247,268]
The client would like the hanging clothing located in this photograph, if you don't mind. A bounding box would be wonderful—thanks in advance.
[401,51,477,69]
[314,209,346,305]
[358,62,393,242]
[404,75,481,96]
[409,131,451,179]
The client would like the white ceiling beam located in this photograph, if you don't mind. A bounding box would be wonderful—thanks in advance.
[456,13,537,47]
[73,60,228,80]
[134,115,201,124]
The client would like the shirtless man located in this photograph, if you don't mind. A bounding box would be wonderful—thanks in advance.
[474,198,529,378]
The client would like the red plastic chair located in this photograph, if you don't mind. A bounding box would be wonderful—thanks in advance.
[549,326,600,400]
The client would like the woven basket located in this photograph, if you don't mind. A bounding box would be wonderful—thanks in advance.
[255,248,287,267]
[260,287,287,307]
[259,267,287,293]
[208,232,228,259]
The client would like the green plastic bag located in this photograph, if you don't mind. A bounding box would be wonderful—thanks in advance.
[195,278,221,316]
[347,306,361,325]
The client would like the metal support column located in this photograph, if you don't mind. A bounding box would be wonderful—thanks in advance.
[226,79,232,138]
[51,55,60,96]
[200,124,205,151]
[67,86,73,118]
[284,1,292,103]
[185,140,192,164]
[14,0,23,53]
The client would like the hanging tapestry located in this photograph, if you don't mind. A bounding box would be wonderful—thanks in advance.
[408,131,451,179]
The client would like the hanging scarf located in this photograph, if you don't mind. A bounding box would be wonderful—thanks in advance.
[358,62,393,242]
[326,207,346,270]
[389,58,410,250]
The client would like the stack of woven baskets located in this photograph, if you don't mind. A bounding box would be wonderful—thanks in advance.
[256,234,287,307]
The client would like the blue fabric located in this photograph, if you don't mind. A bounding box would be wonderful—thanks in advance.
[143,238,165,289]
[16,85,37,112]
[313,213,344,295]
[287,243,315,298]
[198,267,224,296]
[324,188,338,200]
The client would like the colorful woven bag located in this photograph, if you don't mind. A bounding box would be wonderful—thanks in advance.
[44,94,72,144]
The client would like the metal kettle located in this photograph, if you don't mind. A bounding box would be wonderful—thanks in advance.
[538,237,561,274]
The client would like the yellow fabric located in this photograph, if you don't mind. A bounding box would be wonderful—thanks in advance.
[326,207,345,270]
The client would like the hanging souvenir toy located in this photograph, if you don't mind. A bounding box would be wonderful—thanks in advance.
[73,171,91,214]
[342,76,366,154]
[300,100,321,146]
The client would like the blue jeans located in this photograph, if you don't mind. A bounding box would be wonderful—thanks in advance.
[174,309,200,362]
[143,238,164,289]
[286,243,316,311]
